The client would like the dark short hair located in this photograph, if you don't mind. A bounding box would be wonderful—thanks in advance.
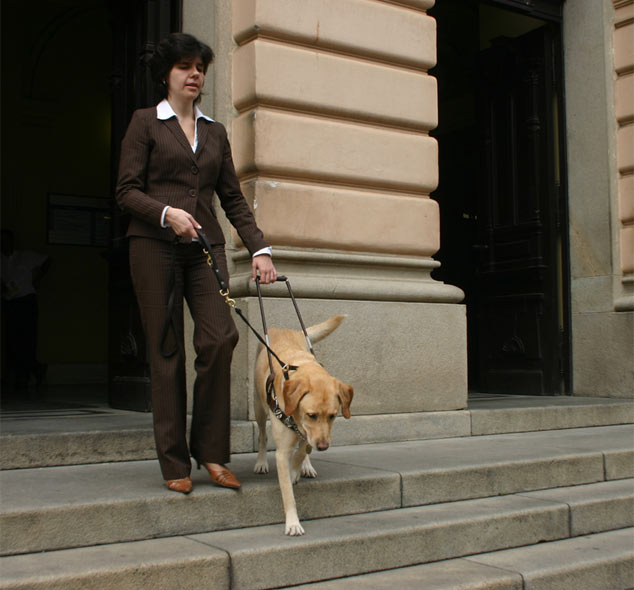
[150,33,214,103]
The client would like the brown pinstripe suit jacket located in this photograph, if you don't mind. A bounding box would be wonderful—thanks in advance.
[115,106,268,254]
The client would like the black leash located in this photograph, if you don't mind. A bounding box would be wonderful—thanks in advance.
[194,229,311,441]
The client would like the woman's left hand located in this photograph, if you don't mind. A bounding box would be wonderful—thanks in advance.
[252,254,277,284]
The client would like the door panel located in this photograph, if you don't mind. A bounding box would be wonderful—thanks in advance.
[475,26,562,394]
[107,0,181,411]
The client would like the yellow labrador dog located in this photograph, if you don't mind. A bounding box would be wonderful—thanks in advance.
[253,314,353,536]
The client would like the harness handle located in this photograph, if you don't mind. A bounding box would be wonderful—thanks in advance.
[194,229,309,441]
[282,279,316,357]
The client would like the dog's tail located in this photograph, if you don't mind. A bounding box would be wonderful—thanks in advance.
[306,314,345,344]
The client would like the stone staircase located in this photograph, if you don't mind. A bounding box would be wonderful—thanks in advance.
[0,395,633,589]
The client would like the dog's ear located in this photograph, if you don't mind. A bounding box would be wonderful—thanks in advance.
[336,380,354,419]
[283,376,310,415]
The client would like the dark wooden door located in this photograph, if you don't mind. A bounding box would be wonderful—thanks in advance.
[107,0,181,411]
[474,26,565,394]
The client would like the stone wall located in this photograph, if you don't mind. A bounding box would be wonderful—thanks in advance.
[183,0,467,417]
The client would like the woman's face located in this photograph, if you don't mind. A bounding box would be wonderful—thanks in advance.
[166,56,205,103]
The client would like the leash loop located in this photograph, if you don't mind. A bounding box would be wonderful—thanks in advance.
[219,289,236,308]
[202,248,213,267]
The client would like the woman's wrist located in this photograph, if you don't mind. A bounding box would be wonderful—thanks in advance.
[252,246,273,259]
[161,206,171,228]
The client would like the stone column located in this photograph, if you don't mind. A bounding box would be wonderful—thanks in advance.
[187,0,467,421]
[613,0,634,312]
[564,0,634,397]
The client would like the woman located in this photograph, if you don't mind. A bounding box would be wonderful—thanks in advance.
[116,33,276,494]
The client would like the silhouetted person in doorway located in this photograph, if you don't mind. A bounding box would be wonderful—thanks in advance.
[1,229,49,393]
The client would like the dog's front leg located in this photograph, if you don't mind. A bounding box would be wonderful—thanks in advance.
[253,387,269,474]
[290,443,308,484]
[301,452,318,479]
[275,445,305,536]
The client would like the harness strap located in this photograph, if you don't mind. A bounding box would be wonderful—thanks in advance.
[234,305,299,375]
[265,373,306,440]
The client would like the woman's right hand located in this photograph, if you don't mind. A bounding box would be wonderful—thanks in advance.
[165,207,201,240]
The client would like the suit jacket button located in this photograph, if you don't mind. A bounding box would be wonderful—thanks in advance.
[191,165,198,174]
[189,189,196,197]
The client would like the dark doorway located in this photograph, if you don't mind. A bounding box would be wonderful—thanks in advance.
[1,0,180,410]
[1,0,113,403]
[430,0,570,394]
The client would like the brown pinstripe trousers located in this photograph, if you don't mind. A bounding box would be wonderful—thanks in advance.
[129,237,238,480]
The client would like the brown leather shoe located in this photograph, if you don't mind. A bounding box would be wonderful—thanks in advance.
[165,477,193,494]
[198,462,241,489]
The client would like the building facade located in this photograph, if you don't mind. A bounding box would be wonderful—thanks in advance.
[1,0,631,415]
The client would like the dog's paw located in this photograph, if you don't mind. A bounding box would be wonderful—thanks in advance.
[253,460,269,474]
[291,469,301,485]
[285,520,305,536]
[301,461,317,478]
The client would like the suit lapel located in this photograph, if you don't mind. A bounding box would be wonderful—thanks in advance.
[162,117,196,163]
[195,119,209,158]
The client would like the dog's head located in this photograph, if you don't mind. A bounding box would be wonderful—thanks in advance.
[282,369,354,451]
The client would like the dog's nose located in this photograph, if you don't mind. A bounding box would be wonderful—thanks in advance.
[316,441,329,451]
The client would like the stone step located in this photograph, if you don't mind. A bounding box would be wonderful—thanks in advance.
[286,528,634,590]
[1,425,632,556]
[0,501,631,590]
[466,394,634,435]
[0,536,229,590]
[1,396,632,469]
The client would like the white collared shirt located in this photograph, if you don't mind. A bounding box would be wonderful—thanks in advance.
[156,98,213,152]
[156,100,272,258]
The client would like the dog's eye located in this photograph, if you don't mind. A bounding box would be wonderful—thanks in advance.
[307,413,318,420]
[328,414,336,421]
